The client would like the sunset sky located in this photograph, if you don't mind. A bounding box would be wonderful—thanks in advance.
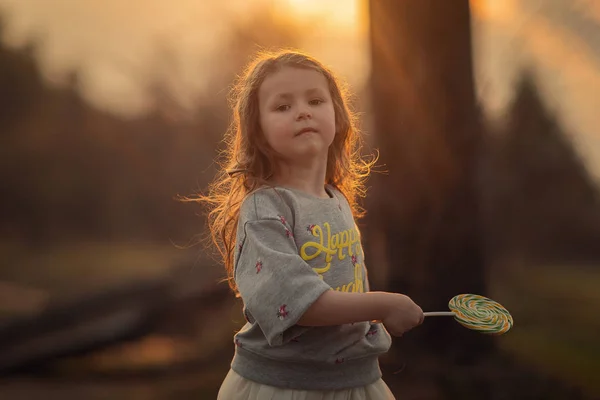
[0,0,598,180]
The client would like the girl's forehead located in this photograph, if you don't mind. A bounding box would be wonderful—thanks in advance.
[259,66,329,99]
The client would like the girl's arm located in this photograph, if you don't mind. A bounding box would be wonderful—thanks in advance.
[297,290,393,326]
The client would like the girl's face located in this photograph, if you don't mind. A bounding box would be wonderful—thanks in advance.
[258,66,336,167]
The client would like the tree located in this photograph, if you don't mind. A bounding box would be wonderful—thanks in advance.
[366,0,491,361]
[483,71,600,263]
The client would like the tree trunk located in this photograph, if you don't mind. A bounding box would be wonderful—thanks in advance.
[366,0,492,362]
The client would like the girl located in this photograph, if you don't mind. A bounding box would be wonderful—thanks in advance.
[200,50,424,399]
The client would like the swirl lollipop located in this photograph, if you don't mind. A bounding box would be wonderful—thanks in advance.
[424,294,513,335]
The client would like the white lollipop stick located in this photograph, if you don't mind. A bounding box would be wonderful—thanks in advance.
[423,311,455,316]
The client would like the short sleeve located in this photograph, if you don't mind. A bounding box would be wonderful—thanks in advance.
[235,218,332,346]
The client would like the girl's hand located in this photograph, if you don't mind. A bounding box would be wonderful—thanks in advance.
[381,293,424,336]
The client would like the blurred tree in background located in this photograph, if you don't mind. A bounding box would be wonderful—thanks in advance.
[367,0,490,362]
[482,72,600,265]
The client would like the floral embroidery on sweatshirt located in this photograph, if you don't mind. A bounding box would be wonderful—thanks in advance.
[366,327,378,337]
[277,305,289,320]
[278,215,293,238]
[255,259,263,273]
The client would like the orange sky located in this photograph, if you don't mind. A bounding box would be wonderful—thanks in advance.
[0,0,599,180]
[0,0,369,117]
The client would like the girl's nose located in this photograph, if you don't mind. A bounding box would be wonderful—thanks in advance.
[296,109,312,120]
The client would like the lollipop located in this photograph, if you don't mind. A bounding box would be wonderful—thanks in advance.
[424,294,513,335]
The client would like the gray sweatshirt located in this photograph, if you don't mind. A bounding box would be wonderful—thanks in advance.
[230,185,392,390]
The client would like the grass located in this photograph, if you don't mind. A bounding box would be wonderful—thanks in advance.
[489,262,600,398]
[0,241,211,296]
[0,240,236,399]
[499,326,600,396]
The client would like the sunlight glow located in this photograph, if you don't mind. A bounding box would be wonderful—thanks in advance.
[470,0,519,23]
[276,0,362,28]
[263,0,371,94]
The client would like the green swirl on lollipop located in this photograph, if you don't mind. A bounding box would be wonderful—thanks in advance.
[448,294,513,334]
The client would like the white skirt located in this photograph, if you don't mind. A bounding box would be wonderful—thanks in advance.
[217,369,396,400]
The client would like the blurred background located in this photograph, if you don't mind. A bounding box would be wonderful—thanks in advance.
[0,0,599,399]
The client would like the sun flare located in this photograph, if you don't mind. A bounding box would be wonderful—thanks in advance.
[276,0,365,29]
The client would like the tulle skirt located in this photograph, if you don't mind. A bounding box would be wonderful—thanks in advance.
[217,369,396,400]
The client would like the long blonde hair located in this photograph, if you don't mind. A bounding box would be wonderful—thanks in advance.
[197,49,375,293]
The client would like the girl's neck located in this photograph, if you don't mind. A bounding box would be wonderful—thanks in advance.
[271,158,329,199]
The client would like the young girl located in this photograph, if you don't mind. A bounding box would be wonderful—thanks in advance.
[200,50,424,399]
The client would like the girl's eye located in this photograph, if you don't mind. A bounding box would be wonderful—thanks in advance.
[309,99,324,106]
[276,105,290,112]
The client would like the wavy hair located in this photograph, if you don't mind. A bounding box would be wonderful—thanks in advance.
[195,49,376,293]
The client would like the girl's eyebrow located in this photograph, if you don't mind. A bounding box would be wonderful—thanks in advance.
[305,88,326,96]
[273,93,293,100]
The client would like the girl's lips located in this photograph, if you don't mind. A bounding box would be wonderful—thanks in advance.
[295,127,318,136]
